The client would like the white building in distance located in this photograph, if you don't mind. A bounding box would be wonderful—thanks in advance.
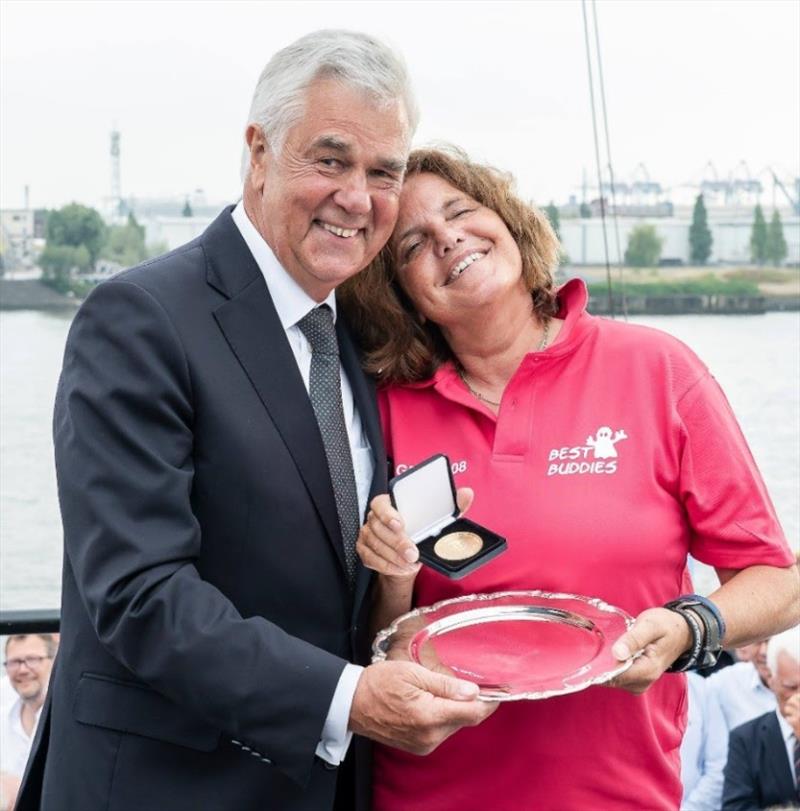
[558,204,799,266]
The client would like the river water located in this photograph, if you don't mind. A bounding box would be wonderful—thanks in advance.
[1,309,798,610]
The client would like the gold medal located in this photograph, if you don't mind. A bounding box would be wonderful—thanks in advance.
[434,531,484,561]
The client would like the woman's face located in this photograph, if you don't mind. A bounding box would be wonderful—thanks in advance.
[390,172,525,327]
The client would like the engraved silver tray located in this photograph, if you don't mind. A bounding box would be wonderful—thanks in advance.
[372,590,635,701]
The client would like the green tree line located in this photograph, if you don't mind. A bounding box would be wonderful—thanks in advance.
[39,203,166,293]
[750,204,787,266]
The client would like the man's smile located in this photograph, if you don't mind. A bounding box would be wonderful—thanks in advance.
[316,219,362,239]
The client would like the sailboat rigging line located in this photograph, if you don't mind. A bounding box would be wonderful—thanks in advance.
[581,0,614,317]
[591,0,628,319]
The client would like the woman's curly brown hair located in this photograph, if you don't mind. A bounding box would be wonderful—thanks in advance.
[339,146,561,384]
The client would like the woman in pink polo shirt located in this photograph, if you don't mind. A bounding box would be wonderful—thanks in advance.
[339,147,798,811]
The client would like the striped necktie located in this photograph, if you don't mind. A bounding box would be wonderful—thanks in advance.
[794,736,799,797]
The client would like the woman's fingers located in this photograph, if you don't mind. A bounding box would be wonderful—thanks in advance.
[369,493,404,531]
[366,511,418,562]
[357,496,420,577]
[455,487,474,516]
[360,523,418,570]
[607,608,693,694]
[357,528,421,577]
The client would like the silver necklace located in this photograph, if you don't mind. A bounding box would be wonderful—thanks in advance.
[458,319,551,408]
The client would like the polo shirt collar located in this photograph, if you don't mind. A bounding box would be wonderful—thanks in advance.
[231,201,337,329]
[424,277,595,393]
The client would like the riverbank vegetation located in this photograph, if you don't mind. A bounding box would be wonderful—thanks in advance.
[39,204,165,297]
[588,273,760,298]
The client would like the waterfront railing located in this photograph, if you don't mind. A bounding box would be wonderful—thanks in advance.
[0,609,60,635]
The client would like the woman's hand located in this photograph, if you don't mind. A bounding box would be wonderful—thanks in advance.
[784,692,800,738]
[357,487,475,582]
[359,487,474,635]
[606,607,693,694]
[357,494,421,582]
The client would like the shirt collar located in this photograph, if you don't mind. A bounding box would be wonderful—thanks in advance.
[422,277,595,394]
[775,708,795,743]
[7,696,43,733]
[231,201,337,330]
[749,663,769,692]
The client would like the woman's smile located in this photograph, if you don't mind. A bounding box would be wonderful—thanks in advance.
[444,250,489,286]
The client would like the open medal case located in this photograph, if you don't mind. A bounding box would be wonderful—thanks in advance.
[389,454,507,579]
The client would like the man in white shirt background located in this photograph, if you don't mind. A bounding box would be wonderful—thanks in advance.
[681,671,729,811]
[709,639,777,735]
[0,635,56,811]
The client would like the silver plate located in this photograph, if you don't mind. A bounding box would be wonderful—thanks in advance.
[372,590,636,701]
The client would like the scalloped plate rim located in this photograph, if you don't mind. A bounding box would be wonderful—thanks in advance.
[371,589,637,702]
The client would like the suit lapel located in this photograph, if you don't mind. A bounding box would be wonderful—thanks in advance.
[337,317,386,619]
[205,210,347,577]
[760,713,796,801]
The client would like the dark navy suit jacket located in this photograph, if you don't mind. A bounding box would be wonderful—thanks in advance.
[722,710,798,810]
[16,208,385,811]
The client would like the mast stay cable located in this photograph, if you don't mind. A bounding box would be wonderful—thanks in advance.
[591,0,628,319]
[581,0,614,317]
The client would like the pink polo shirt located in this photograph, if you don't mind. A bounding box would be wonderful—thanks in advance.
[372,279,792,811]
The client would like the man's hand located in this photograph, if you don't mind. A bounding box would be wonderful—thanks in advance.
[349,660,497,754]
[783,692,800,737]
[607,607,693,694]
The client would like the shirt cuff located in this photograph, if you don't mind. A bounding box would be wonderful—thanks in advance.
[315,663,364,765]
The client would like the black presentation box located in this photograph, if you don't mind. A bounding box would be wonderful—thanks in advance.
[389,454,507,580]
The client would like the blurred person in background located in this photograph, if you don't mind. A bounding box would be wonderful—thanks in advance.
[0,635,57,811]
[344,146,799,811]
[722,626,800,810]
[681,671,728,810]
[710,640,777,735]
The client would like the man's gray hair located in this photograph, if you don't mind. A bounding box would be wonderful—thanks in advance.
[766,625,800,676]
[241,29,418,179]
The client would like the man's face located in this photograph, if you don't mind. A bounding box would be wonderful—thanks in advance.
[4,636,53,703]
[769,650,800,718]
[751,639,771,684]
[245,79,409,301]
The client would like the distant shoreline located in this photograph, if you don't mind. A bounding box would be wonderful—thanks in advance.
[2,276,799,315]
[586,293,799,315]
[0,279,80,311]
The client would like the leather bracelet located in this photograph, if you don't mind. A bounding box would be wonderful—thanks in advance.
[685,605,724,670]
[681,593,726,641]
[665,605,704,672]
[664,595,725,671]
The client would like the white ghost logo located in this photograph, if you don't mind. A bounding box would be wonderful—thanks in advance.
[586,426,628,459]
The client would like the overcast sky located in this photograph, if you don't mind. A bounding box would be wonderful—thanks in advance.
[1,0,798,212]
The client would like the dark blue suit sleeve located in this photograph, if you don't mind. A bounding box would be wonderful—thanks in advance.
[54,279,346,787]
[721,726,759,811]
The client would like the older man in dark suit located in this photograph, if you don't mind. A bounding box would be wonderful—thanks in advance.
[722,626,800,810]
[16,30,494,811]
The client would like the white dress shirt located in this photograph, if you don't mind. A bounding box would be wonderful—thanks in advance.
[775,709,798,785]
[0,696,42,777]
[680,672,728,811]
[231,202,371,766]
[707,661,777,734]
